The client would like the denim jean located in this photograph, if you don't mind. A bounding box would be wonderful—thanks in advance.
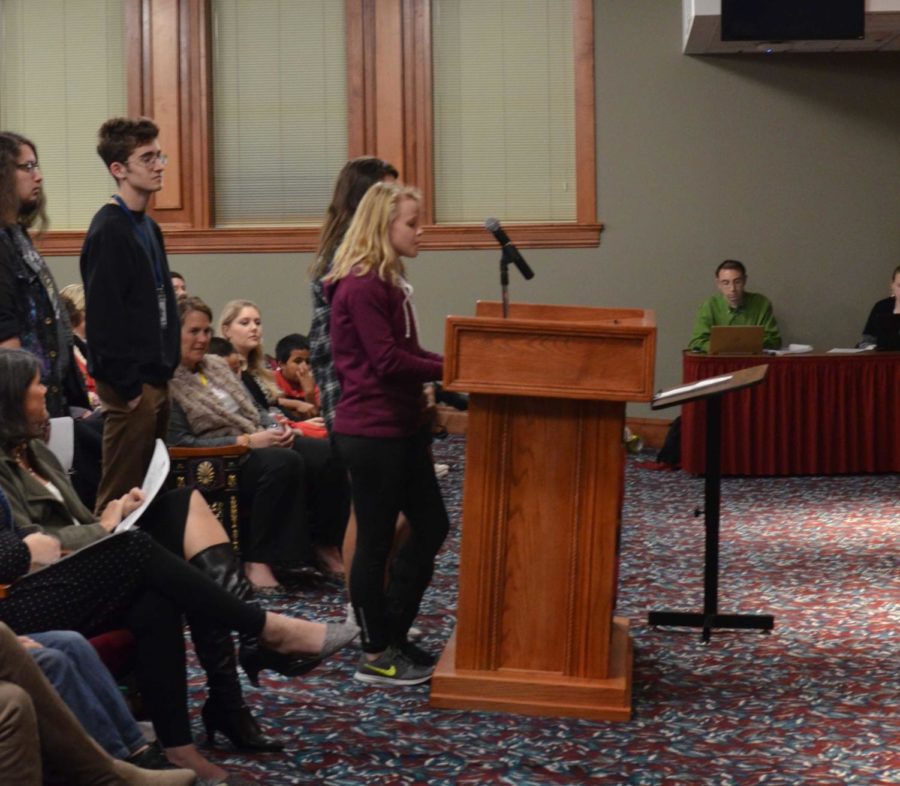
[28,631,145,760]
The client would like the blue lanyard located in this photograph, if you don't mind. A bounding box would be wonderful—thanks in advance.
[112,195,164,289]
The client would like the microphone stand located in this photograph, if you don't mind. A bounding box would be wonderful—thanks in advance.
[500,246,512,319]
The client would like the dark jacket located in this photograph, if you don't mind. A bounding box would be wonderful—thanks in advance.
[0,227,89,416]
[80,204,180,401]
[0,440,105,552]
[862,296,897,344]
[325,270,443,438]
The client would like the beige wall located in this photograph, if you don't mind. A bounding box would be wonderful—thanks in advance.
[49,2,900,417]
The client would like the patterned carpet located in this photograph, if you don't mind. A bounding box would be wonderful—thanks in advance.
[187,436,899,785]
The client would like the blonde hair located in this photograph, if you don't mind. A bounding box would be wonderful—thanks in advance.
[325,181,421,286]
[218,299,279,403]
[59,283,85,312]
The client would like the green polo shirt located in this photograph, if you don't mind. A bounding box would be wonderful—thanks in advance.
[688,292,781,353]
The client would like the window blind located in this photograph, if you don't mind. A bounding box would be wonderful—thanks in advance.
[212,0,348,227]
[432,0,576,224]
[0,0,126,230]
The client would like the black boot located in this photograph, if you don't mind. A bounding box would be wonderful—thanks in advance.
[189,543,326,688]
[188,544,284,752]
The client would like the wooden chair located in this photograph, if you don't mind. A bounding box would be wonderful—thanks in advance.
[167,444,250,552]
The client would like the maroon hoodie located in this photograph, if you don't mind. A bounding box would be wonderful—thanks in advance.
[324,269,443,438]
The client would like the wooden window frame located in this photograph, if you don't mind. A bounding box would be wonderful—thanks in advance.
[36,0,599,256]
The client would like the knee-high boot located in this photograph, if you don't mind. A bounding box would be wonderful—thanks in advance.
[187,543,329,690]
[187,545,283,752]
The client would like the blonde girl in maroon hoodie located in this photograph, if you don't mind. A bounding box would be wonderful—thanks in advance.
[324,182,448,686]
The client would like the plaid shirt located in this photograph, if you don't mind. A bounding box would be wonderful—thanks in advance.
[309,276,341,432]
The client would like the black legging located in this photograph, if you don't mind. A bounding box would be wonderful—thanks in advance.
[334,431,449,653]
[0,529,265,747]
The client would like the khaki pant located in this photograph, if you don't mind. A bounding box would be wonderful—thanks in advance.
[95,381,170,515]
[0,623,122,785]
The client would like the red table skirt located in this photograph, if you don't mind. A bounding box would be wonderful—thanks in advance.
[681,352,900,476]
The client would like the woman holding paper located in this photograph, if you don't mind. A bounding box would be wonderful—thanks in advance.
[0,348,356,780]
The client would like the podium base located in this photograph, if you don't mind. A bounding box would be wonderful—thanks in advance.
[430,617,633,721]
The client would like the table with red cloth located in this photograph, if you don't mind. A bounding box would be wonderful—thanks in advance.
[681,351,900,476]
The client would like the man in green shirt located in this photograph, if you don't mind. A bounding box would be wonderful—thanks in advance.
[688,260,781,352]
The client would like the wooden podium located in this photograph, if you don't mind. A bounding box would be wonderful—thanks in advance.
[430,302,656,721]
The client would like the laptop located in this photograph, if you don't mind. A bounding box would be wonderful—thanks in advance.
[708,325,765,355]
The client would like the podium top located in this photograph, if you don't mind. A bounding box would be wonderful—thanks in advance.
[444,301,656,402]
[475,301,655,328]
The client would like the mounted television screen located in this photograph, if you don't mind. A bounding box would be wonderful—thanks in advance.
[721,0,865,41]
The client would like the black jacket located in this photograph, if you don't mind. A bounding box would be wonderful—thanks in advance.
[80,204,180,401]
[0,227,89,416]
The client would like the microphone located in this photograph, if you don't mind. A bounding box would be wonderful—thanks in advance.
[484,218,535,280]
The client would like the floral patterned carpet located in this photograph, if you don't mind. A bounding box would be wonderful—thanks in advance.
[186,436,899,785]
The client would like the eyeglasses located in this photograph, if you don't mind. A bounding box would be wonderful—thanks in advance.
[15,161,41,174]
[129,151,168,169]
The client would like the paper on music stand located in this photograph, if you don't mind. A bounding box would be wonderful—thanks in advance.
[114,439,170,532]
[653,374,733,403]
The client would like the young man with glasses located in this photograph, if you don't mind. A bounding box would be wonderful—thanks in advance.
[80,118,180,514]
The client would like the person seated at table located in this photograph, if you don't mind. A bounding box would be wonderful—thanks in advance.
[688,260,781,353]
[860,265,900,349]
[169,297,347,586]
[273,334,319,419]
[0,622,196,786]
[0,348,356,781]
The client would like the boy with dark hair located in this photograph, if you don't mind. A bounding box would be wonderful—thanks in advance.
[274,333,318,417]
[80,117,180,514]
[169,271,186,296]
[207,336,242,376]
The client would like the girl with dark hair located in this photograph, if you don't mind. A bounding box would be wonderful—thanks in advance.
[309,156,398,431]
[0,348,356,783]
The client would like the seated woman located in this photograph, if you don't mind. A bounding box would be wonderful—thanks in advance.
[171,297,347,583]
[58,284,99,410]
[0,348,356,784]
[861,265,900,350]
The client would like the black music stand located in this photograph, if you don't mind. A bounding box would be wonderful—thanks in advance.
[648,364,774,642]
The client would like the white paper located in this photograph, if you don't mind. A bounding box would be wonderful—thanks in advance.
[764,343,814,356]
[654,374,733,402]
[826,347,873,354]
[114,439,171,532]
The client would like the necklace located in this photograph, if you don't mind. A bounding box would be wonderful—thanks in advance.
[10,444,36,475]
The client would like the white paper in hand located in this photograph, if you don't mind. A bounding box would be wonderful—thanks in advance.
[114,439,171,532]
